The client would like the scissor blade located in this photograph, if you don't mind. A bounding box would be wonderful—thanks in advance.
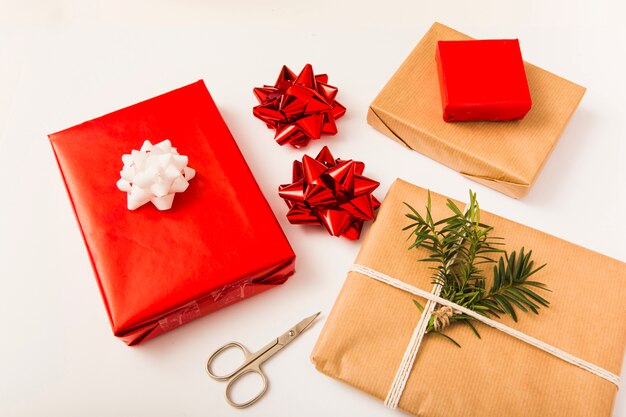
[277,312,321,346]
[294,312,320,334]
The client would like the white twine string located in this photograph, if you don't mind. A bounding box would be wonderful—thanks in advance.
[348,263,621,409]
[384,201,471,408]
[383,282,440,408]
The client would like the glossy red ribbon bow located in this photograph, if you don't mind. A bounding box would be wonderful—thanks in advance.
[279,146,380,240]
[253,64,346,148]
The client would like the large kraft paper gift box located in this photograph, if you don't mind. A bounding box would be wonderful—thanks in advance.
[367,23,586,198]
[312,179,626,417]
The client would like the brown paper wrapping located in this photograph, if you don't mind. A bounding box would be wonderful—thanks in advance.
[312,179,626,417]
[367,23,586,198]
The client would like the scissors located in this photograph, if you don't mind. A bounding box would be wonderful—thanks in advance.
[206,312,320,408]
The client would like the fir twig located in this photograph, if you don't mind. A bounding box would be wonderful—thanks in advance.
[405,191,549,346]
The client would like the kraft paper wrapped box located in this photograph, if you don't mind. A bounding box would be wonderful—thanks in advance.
[49,81,295,345]
[312,179,626,417]
[367,23,586,198]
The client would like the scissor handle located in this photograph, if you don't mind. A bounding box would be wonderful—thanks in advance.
[206,342,253,381]
[224,365,269,409]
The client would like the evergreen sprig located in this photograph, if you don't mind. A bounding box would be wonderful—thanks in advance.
[404,191,550,347]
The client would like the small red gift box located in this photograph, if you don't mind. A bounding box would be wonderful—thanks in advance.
[49,81,295,345]
[436,39,532,122]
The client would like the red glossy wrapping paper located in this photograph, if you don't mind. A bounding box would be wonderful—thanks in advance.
[49,81,295,345]
[435,39,532,122]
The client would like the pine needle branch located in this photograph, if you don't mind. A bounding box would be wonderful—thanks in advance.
[406,191,549,347]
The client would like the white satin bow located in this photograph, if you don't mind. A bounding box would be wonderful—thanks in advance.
[116,139,196,210]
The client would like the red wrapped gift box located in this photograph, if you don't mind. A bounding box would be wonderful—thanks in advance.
[49,81,295,345]
[436,39,532,122]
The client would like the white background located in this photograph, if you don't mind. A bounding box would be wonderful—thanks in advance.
[1,1,625,416]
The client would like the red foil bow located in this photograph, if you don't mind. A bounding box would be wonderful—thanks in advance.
[253,64,346,148]
[279,146,380,240]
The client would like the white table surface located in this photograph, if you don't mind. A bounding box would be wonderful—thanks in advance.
[1,1,624,416]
